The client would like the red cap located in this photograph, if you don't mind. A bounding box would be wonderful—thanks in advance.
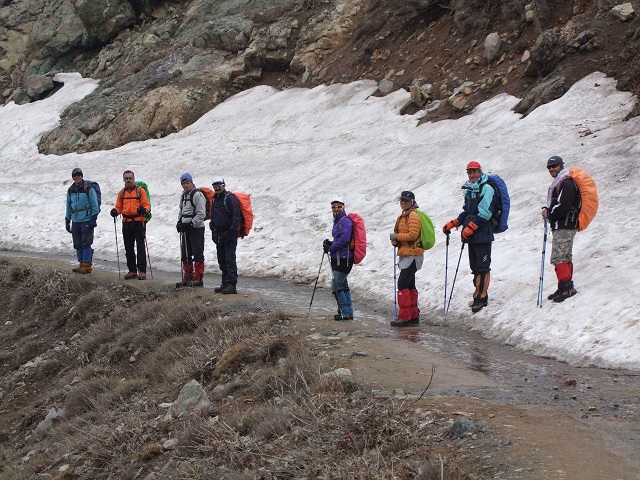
[466,161,482,170]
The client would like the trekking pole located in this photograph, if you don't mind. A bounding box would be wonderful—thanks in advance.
[308,251,326,316]
[144,233,154,279]
[537,219,548,307]
[445,242,465,318]
[393,246,398,320]
[444,234,450,311]
[179,232,186,285]
[113,217,121,279]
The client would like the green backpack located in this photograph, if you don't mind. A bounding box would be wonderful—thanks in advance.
[416,209,435,250]
[120,181,152,222]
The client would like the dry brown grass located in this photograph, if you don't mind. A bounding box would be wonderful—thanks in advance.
[0,262,484,480]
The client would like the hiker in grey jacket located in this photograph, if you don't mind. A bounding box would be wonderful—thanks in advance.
[65,167,99,274]
[176,172,207,287]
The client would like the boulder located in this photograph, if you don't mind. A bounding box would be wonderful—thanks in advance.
[484,32,502,62]
[25,74,54,99]
[611,3,634,21]
[167,379,210,419]
[513,75,569,116]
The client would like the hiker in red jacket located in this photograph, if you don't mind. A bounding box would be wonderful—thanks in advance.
[542,155,579,302]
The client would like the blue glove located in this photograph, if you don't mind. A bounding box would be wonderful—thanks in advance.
[65,219,71,233]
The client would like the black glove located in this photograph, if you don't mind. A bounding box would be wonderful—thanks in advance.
[183,221,193,232]
[323,239,333,253]
[88,217,97,228]
[137,206,147,217]
[65,219,71,233]
[110,208,118,217]
[176,221,183,233]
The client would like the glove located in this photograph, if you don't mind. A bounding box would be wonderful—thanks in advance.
[110,208,118,218]
[183,221,193,232]
[389,233,398,241]
[88,218,97,228]
[323,239,333,253]
[442,219,459,235]
[461,221,478,239]
[137,206,148,217]
[65,219,71,233]
[176,221,183,233]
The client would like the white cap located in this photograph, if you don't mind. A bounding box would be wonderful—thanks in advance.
[212,176,225,185]
[331,197,345,205]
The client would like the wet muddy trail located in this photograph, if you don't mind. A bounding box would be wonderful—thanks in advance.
[8,253,640,479]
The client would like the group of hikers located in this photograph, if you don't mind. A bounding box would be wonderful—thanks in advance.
[65,155,587,325]
[325,156,586,327]
[65,169,242,294]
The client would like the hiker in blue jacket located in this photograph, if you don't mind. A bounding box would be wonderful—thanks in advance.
[323,197,354,321]
[210,176,242,294]
[65,167,99,274]
[443,161,497,313]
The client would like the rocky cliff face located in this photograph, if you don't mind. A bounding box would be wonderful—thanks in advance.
[1,0,639,154]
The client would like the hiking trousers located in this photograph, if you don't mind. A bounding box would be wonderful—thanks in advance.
[183,227,205,263]
[122,221,146,273]
[216,236,238,285]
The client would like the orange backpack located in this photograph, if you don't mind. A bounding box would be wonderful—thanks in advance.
[226,191,254,238]
[569,167,598,231]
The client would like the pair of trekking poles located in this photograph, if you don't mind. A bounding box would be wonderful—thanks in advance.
[442,219,549,314]
[113,217,154,280]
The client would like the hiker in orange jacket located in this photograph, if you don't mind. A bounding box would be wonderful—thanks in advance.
[110,170,150,280]
[389,191,424,327]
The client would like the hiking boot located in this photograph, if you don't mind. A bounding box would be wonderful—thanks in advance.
[214,284,227,293]
[390,318,419,327]
[471,296,488,313]
[175,280,189,288]
[191,280,204,287]
[124,271,138,280]
[220,284,237,294]
[72,262,83,273]
[137,272,147,280]
[334,314,354,321]
[553,287,577,303]
[77,262,92,274]
[469,294,489,310]
[547,289,561,301]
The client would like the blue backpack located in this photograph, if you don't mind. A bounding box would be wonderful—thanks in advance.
[480,175,510,233]
[68,180,102,215]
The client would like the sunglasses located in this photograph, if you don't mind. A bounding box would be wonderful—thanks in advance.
[123,176,133,180]
[72,173,82,177]
[331,205,344,209]
[547,164,560,170]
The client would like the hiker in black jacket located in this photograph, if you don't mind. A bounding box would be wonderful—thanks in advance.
[542,155,579,302]
[210,176,241,294]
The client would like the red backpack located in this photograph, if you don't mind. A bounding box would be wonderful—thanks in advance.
[348,213,367,264]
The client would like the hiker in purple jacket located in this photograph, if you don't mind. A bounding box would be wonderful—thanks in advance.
[323,197,354,321]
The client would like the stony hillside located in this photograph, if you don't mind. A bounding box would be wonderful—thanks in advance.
[1,0,639,154]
